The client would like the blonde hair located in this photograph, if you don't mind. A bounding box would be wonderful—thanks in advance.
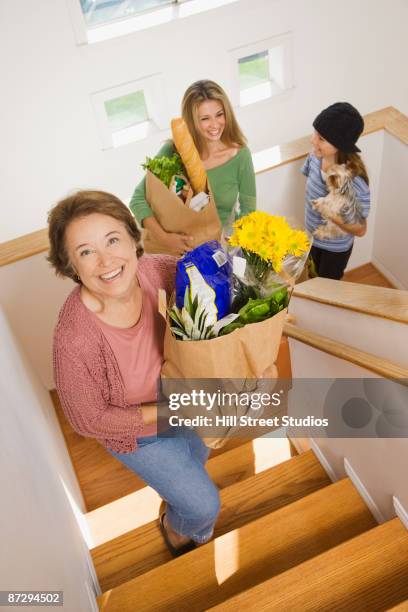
[337,151,369,186]
[181,80,246,156]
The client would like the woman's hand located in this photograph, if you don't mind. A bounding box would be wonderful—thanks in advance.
[141,403,158,425]
[143,217,194,255]
[162,232,194,257]
[328,214,367,237]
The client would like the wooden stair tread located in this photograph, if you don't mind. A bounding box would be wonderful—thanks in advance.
[97,477,376,611]
[92,449,329,592]
[210,518,408,612]
[387,601,408,611]
[293,277,408,323]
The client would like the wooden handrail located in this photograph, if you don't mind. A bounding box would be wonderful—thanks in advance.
[284,322,408,382]
[0,228,49,267]
[1,106,408,268]
[293,278,408,324]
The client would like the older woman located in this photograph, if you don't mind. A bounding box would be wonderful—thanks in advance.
[48,190,220,555]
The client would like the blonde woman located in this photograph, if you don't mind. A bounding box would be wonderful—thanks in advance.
[130,80,256,256]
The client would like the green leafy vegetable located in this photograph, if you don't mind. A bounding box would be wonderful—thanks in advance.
[220,286,289,335]
[230,278,260,313]
[142,154,185,188]
[219,320,245,336]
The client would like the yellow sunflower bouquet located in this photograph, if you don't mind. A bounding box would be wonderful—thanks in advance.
[229,211,311,283]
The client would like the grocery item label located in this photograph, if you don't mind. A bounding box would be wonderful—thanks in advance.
[233,255,246,277]
[212,250,228,267]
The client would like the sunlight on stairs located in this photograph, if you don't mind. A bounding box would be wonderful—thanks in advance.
[86,435,293,548]
[86,486,162,548]
[95,442,408,611]
[213,529,240,585]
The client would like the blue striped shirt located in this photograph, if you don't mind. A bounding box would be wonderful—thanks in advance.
[301,154,370,252]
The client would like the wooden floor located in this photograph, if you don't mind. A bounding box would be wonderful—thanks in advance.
[343,262,395,288]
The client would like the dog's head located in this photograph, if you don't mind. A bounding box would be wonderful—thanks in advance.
[326,164,352,194]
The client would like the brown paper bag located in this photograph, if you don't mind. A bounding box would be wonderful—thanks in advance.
[159,291,287,448]
[161,307,287,379]
[143,171,222,256]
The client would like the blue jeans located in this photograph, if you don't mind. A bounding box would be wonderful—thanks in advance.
[109,427,220,543]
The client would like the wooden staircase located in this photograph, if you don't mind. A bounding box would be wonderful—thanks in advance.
[50,270,408,610]
[92,449,330,592]
[209,518,408,611]
[95,445,408,611]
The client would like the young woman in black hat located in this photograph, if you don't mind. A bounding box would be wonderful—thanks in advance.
[302,102,370,279]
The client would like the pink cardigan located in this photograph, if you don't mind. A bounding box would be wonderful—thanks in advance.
[53,254,176,454]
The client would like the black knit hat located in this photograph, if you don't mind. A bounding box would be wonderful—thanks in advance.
[313,102,364,153]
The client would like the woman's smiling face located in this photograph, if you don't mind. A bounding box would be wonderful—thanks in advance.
[65,213,139,299]
[197,99,226,143]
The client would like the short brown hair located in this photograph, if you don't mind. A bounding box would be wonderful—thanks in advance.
[47,190,143,283]
[181,80,247,156]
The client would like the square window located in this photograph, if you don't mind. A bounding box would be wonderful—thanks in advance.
[230,34,293,107]
[91,74,166,149]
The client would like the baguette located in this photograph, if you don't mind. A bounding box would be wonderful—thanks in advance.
[171,117,207,193]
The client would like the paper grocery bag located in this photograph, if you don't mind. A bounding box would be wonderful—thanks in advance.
[143,171,221,256]
[161,307,287,379]
[158,291,287,448]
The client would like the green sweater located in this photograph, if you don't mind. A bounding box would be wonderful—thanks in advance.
[130,141,256,226]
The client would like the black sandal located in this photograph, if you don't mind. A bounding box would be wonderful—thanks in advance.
[159,511,196,558]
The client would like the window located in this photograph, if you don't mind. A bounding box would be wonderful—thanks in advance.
[91,75,166,149]
[80,0,176,28]
[104,90,148,133]
[67,0,238,44]
[239,51,269,91]
[104,90,149,148]
[230,34,293,107]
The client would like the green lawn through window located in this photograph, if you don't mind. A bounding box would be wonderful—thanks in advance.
[239,51,269,91]
[104,90,148,132]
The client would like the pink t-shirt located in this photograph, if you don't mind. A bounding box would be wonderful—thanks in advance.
[92,266,167,437]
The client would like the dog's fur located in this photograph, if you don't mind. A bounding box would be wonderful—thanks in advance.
[311,163,364,240]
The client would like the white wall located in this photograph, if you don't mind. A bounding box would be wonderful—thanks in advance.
[2,0,408,242]
[0,308,98,610]
[289,340,408,523]
[373,132,408,289]
[0,253,74,389]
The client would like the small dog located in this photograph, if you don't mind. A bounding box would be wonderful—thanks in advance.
[311,163,364,240]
